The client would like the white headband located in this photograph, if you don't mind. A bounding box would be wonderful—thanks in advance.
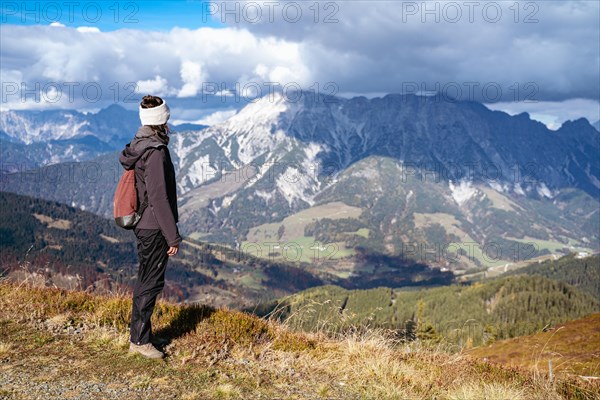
[139,101,170,126]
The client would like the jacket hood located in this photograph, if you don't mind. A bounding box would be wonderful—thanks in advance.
[119,126,167,170]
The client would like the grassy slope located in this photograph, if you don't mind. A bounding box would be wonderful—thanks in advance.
[242,201,363,264]
[1,282,598,399]
[468,313,600,379]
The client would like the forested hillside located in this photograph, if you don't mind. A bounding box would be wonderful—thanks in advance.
[255,274,600,347]
[503,254,600,299]
[0,191,333,307]
[0,191,212,300]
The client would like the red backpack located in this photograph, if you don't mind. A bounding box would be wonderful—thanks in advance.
[113,169,148,229]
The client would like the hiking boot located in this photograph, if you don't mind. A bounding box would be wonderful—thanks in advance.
[129,342,164,359]
[150,334,169,346]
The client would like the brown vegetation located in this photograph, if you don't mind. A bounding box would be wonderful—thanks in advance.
[1,281,598,399]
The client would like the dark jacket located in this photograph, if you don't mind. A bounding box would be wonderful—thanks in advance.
[119,126,182,247]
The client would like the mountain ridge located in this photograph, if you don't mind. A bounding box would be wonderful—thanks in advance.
[0,106,208,168]
[2,92,598,274]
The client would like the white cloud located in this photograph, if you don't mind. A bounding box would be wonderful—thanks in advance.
[172,109,239,126]
[215,90,235,97]
[178,61,207,98]
[0,24,309,110]
[254,63,269,79]
[76,26,101,33]
[49,22,66,28]
[136,75,174,97]
[0,69,23,83]
[227,0,599,103]
[485,98,600,130]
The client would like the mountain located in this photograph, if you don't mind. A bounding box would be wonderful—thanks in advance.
[0,104,141,145]
[0,190,457,306]
[2,92,599,276]
[173,123,209,132]
[0,105,207,169]
[0,105,140,168]
[593,120,600,132]
[0,191,213,301]
[254,274,600,346]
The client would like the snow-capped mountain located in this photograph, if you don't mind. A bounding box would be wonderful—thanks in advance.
[0,105,141,168]
[3,92,599,272]
[171,91,599,208]
[0,105,207,169]
[0,105,139,145]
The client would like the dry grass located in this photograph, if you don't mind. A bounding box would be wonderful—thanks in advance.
[0,341,14,356]
[445,382,529,400]
[0,281,599,399]
[468,313,600,378]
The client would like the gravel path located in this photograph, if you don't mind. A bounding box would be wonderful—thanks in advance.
[0,319,180,400]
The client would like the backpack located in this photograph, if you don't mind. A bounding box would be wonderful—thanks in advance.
[113,169,148,229]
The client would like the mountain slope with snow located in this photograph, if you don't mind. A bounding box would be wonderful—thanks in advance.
[0,105,141,167]
[0,105,208,168]
[3,92,599,275]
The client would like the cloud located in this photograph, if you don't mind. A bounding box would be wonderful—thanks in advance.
[172,108,239,126]
[1,0,598,115]
[136,75,175,97]
[178,60,207,97]
[485,98,600,130]
[0,24,309,110]
[225,0,600,103]
[76,26,101,33]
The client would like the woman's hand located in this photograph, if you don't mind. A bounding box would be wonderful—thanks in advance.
[167,245,179,256]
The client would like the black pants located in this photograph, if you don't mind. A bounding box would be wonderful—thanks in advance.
[130,228,169,345]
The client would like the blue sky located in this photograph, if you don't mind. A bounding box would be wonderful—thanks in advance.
[1,0,224,30]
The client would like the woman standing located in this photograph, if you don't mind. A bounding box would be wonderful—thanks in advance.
[119,95,182,359]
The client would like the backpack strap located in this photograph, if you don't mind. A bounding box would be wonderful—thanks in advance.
[135,144,166,217]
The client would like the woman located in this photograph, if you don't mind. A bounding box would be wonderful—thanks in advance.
[119,95,182,359]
